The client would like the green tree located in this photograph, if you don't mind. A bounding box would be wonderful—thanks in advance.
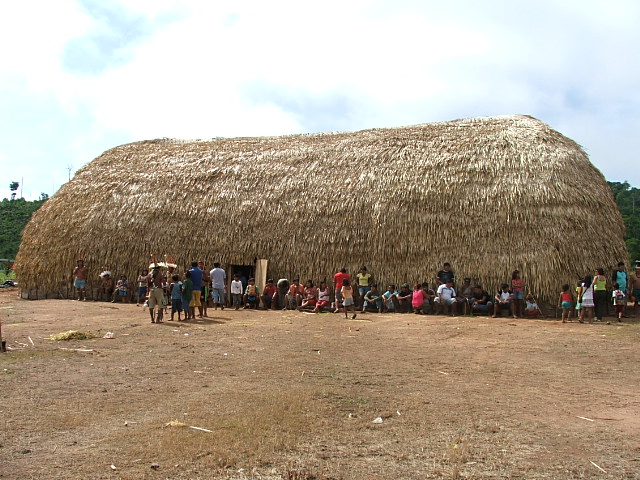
[608,181,640,267]
[9,181,19,201]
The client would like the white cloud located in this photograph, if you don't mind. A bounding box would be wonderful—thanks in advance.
[1,0,640,199]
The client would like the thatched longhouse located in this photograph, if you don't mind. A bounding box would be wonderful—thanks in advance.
[15,115,627,301]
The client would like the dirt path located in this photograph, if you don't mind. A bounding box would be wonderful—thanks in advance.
[1,289,639,479]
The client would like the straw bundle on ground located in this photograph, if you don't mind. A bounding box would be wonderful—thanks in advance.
[15,115,627,301]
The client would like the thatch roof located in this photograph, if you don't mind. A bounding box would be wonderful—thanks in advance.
[15,115,627,300]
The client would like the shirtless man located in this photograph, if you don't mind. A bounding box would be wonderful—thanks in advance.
[630,266,640,316]
[73,259,88,301]
[148,265,165,323]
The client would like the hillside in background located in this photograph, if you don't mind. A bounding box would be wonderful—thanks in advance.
[1,182,638,268]
[0,195,48,260]
[609,181,640,267]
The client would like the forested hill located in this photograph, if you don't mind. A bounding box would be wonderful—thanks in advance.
[0,183,639,266]
[0,196,48,259]
[609,182,640,267]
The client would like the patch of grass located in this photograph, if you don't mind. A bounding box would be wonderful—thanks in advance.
[117,388,321,471]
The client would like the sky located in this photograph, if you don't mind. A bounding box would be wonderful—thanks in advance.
[1,0,639,200]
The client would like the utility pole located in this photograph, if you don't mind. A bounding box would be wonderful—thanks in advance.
[67,164,73,182]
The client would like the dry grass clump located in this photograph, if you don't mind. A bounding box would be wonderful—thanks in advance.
[48,330,96,341]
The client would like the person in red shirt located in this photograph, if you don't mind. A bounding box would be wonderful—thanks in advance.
[261,278,277,309]
[333,268,351,313]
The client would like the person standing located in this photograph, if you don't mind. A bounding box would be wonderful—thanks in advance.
[612,262,628,292]
[210,262,227,310]
[436,263,455,286]
[188,261,203,317]
[355,266,373,311]
[199,260,210,317]
[148,265,165,323]
[73,259,88,301]
[630,266,640,316]
[333,268,351,313]
[593,268,608,322]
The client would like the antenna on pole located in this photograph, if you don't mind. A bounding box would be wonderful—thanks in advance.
[67,164,73,182]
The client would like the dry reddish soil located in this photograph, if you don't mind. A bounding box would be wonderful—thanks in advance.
[1,287,640,480]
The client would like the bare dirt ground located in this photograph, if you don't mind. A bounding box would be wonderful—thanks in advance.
[1,287,640,480]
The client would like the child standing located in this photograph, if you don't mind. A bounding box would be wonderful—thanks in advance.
[137,269,149,306]
[169,274,183,321]
[341,279,357,319]
[612,283,626,322]
[557,284,573,323]
[511,270,525,318]
[575,280,584,322]
[231,274,243,310]
[181,271,194,320]
[579,275,595,323]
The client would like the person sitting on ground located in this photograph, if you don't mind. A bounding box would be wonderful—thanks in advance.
[261,278,277,310]
[382,284,398,313]
[299,280,318,311]
[397,283,413,313]
[436,262,455,286]
[244,278,260,309]
[493,284,515,318]
[421,282,436,314]
[272,278,289,310]
[231,274,243,310]
[457,278,473,314]
[313,281,331,313]
[469,286,492,315]
[412,282,426,314]
[435,279,457,315]
[113,275,129,303]
[284,278,304,310]
[525,294,542,317]
[363,283,383,313]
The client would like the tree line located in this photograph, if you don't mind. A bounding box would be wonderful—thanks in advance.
[0,181,639,265]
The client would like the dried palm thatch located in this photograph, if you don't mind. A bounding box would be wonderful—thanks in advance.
[15,115,626,301]
[49,330,96,341]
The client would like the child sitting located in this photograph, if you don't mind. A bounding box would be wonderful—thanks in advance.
[525,294,541,317]
[113,275,129,303]
[244,278,260,309]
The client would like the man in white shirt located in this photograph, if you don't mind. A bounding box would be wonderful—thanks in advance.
[435,280,457,315]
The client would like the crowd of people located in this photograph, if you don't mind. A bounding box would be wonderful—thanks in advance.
[72,260,640,324]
